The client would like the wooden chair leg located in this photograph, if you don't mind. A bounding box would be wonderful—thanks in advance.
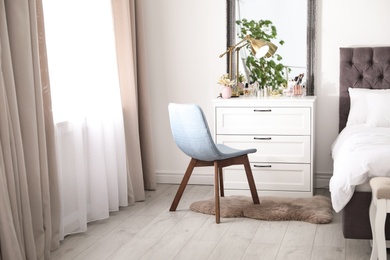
[214,161,220,224]
[169,158,197,211]
[218,165,224,197]
[243,155,260,205]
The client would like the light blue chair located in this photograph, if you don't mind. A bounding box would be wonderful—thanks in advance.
[168,103,260,223]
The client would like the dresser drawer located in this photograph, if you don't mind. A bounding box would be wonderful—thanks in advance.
[216,107,311,135]
[223,163,311,192]
[217,135,310,163]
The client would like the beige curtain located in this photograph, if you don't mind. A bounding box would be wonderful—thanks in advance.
[111,0,156,203]
[0,0,60,259]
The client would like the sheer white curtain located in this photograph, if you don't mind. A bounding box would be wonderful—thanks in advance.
[43,0,128,239]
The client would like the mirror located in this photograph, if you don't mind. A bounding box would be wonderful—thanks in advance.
[227,0,316,95]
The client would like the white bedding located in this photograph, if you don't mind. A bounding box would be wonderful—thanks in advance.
[330,125,390,212]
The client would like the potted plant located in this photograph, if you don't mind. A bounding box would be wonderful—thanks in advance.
[237,72,246,94]
[236,19,288,92]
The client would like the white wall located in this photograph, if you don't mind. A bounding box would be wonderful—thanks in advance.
[142,0,390,187]
[315,0,390,186]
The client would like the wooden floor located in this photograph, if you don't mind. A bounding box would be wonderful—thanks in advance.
[50,184,380,260]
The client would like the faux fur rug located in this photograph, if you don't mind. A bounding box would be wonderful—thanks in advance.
[190,195,333,224]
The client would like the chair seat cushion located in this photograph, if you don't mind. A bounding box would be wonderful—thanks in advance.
[216,144,256,161]
[370,177,390,200]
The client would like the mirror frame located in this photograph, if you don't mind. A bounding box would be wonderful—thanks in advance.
[226,0,316,96]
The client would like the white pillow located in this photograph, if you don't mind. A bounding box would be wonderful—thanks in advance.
[347,88,370,126]
[347,88,390,126]
[366,92,390,127]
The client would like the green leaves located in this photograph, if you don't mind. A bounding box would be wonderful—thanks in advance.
[236,19,287,90]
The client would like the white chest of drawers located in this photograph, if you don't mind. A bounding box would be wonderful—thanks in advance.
[213,96,316,197]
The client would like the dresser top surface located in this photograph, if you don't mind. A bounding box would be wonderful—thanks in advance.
[213,95,317,107]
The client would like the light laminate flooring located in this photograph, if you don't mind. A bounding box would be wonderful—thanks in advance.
[50,184,381,260]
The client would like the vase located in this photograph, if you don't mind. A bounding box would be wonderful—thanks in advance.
[293,84,302,96]
[221,86,232,99]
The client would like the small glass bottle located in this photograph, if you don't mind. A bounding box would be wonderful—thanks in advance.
[256,88,263,97]
[243,83,250,97]
[264,86,268,97]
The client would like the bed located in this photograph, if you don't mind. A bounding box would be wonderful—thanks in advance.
[331,47,390,239]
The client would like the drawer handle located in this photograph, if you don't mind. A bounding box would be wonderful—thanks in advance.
[254,109,272,112]
[254,165,272,168]
[254,137,272,140]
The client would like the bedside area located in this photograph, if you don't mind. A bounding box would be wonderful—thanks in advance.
[213,96,316,197]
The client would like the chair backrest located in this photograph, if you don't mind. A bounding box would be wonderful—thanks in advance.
[168,103,221,161]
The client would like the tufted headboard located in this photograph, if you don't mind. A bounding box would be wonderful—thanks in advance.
[339,47,390,132]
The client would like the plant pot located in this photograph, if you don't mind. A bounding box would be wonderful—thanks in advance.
[221,86,232,99]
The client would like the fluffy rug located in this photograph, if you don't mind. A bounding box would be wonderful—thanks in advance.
[190,195,333,224]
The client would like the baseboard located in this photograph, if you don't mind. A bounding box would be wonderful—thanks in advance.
[157,170,333,189]
[315,172,332,189]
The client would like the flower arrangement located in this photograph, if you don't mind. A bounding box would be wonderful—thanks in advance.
[217,74,235,87]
